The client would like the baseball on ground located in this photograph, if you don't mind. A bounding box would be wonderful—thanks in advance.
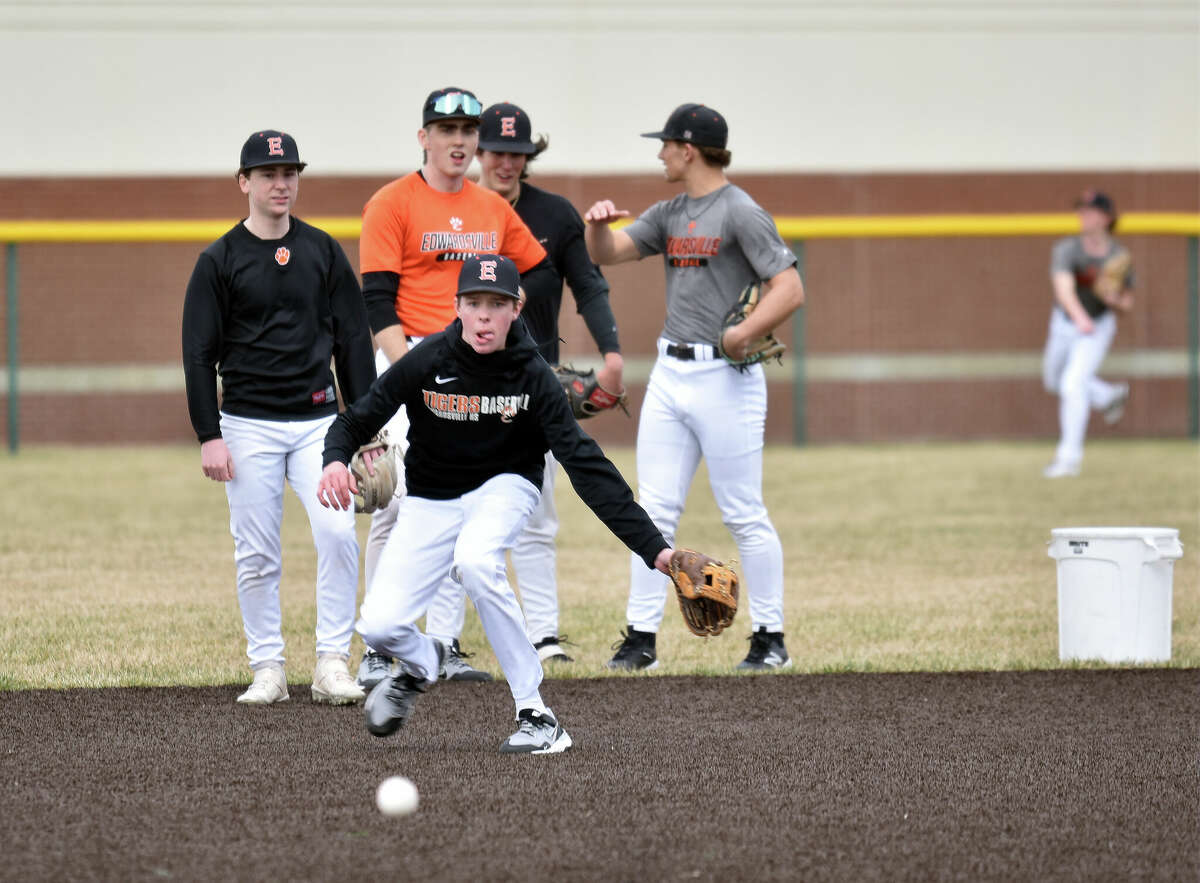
[375,775,419,817]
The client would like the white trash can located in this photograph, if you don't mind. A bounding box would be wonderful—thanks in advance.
[1048,527,1184,663]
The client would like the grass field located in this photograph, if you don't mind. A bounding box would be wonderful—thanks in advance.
[1,439,1195,689]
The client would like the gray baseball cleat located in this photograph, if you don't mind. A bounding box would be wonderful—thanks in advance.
[1104,382,1130,425]
[356,648,394,692]
[499,708,573,754]
[438,639,493,682]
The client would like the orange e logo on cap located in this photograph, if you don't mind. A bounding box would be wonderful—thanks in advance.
[500,116,516,138]
[268,137,284,156]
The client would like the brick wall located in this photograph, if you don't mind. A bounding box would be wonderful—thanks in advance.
[1,170,1195,445]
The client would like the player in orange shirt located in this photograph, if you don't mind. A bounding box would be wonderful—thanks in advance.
[357,87,551,686]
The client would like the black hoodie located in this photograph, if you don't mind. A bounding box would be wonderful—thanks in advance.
[323,318,667,569]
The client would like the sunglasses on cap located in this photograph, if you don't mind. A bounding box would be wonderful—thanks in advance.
[430,92,483,116]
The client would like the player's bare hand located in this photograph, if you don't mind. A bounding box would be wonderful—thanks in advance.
[1108,291,1135,314]
[200,438,235,482]
[317,462,357,510]
[720,323,750,362]
[653,547,674,574]
[360,445,382,477]
[1074,315,1095,335]
[583,201,630,225]
[597,352,625,396]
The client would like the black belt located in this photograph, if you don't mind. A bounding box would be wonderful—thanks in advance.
[666,343,696,360]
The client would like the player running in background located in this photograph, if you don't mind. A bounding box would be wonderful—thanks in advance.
[356,88,550,686]
[584,104,805,671]
[474,100,626,664]
[1041,189,1133,478]
[182,130,376,705]
[317,254,673,753]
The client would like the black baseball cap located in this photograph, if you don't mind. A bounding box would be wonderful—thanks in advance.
[478,102,536,154]
[456,254,521,300]
[239,130,306,172]
[641,103,728,149]
[1075,189,1116,217]
[423,87,483,126]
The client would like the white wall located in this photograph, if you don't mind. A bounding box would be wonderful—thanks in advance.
[1,0,1196,175]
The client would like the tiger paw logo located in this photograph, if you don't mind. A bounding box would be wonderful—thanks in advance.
[499,404,519,423]
[275,247,290,266]
[450,216,463,232]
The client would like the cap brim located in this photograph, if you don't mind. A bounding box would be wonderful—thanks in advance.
[478,140,537,154]
[241,161,307,172]
[456,286,520,299]
[479,141,535,154]
[640,131,669,140]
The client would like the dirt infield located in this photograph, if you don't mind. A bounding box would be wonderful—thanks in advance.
[3,670,1197,882]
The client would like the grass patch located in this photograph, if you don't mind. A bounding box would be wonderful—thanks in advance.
[1,439,1195,688]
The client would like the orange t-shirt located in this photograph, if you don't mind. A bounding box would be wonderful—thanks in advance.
[360,173,547,337]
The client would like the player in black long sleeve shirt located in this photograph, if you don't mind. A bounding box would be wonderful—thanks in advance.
[318,254,668,753]
[182,217,375,438]
[180,130,375,707]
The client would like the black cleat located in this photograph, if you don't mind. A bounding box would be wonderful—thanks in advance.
[605,627,658,671]
[533,635,575,664]
[364,642,444,736]
[736,627,792,671]
[364,671,426,737]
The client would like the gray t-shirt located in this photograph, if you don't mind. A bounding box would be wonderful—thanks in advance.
[1049,235,1134,319]
[624,184,797,346]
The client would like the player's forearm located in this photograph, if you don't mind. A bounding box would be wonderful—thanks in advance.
[1052,272,1091,326]
[374,325,409,363]
[584,222,618,265]
[577,294,621,355]
[586,223,643,266]
[741,269,805,338]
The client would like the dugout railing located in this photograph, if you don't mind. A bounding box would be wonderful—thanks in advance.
[2,212,1198,452]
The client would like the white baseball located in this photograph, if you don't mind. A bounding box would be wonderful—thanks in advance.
[375,776,419,817]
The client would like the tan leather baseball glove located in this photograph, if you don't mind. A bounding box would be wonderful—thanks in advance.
[669,549,739,637]
[717,281,786,372]
[1093,247,1132,303]
[349,431,398,514]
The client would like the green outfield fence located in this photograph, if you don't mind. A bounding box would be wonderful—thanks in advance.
[2,212,1198,453]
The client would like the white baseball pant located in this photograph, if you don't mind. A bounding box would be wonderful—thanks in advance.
[509,450,561,644]
[356,473,547,713]
[220,412,359,670]
[1042,308,1121,466]
[626,342,784,633]
[365,344,469,648]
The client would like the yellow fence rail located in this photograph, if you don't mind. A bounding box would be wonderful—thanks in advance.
[0,212,1197,243]
[4,212,1199,451]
